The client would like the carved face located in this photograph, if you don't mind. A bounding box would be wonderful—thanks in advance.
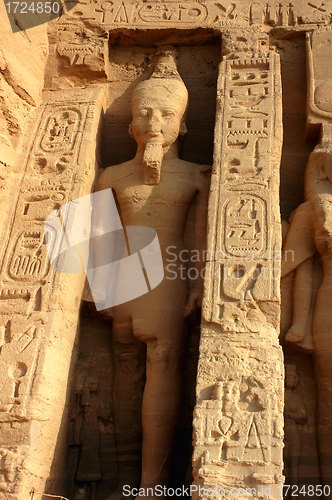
[130,82,187,150]
[285,374,297,389]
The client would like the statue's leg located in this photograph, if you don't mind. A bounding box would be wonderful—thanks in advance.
[133,314,186,494]
[313,277,332,493]
[109,318,146,500]
[285,257,314,344]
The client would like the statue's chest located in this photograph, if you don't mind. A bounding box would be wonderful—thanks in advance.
[116,175,196,209]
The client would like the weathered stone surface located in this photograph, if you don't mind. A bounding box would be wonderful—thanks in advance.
[0,2,48,270]
[193,32,284,499]
[0,85,105,499]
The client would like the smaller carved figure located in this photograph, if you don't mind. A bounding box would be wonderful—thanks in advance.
[76,377,111,500]
[284,365,307,489]
[0,448,18,484]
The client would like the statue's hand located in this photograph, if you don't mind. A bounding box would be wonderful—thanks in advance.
[284,325,306,344]
[184,290,202,318]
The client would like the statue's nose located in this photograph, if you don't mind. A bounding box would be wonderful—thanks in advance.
[147,111,162,132]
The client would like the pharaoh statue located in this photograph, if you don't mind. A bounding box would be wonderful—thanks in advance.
[284,364,307,489]
[282,124,332,488]
[89,47,209,498]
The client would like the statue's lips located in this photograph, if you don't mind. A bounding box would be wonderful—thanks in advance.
[145,132,163,139]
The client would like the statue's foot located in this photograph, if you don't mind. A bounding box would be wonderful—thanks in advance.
[284,325,306,344]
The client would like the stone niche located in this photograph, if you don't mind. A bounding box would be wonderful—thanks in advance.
[65,39,221,500]
[1,2,332,500]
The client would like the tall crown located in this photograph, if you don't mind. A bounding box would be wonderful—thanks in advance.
[150,46,182,81]
[133,46,188,101]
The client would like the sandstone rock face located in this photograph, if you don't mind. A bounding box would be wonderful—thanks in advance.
[0,2,48,160]
[0,2,332,500]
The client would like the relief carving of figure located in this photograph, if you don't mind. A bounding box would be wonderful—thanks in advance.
[282,124,332,487]
[284,364,307,489]
[89,47,209,499]
[76,377,111,500]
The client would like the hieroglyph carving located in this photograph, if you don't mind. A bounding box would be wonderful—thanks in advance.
[0,314,47,418]
[63,0,332,29]
[137,3,208,24]
[56,35,108,74]
[194,379,283,468]
[0,86,104,499]
[203,35,282,330]
[0,102,88,297]
[193,33,283,499]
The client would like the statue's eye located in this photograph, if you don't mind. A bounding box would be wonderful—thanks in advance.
[162,110,175,117]
[138,110,148,117]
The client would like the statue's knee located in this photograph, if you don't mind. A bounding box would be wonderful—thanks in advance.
[147,345,177,374]
[315,235,332,256]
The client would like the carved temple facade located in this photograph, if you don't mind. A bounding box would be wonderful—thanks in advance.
[0,1,332,499]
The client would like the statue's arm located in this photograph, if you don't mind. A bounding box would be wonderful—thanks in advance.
[95,167,115,192]
[305,149,332,200]
[281,201,316,278]
[185,166,210,317]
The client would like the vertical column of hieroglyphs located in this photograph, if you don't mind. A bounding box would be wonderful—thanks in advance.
[0,86,105,499]
[193,32,284,499]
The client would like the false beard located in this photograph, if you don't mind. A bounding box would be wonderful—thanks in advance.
[142,142,164,185]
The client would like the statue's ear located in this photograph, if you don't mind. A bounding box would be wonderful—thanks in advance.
[128,122,134,138]
[179,120,187,136]
[318,162,328,181]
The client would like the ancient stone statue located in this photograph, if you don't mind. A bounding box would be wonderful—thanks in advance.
[90,47,209,498]
[284,364,307,489]
[282,124,332,488]
[282,202,316,348]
